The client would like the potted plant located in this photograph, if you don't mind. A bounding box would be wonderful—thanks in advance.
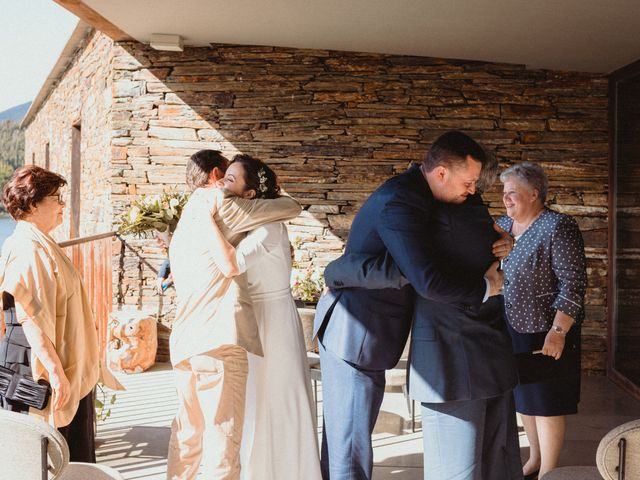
[291,265,324,352]
[291,265,325,308]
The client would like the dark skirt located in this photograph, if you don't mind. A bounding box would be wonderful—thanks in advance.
[507,320,581,417]
[0,303,96,463]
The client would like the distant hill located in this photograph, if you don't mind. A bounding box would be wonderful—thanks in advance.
[0,102,32,122]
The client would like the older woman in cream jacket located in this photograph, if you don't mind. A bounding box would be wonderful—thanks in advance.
[0,165,120,462]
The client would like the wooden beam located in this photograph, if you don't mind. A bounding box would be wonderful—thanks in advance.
[54,0,134,42]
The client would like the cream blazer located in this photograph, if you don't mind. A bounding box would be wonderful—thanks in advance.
[168,188,301,366]
[0,221,122,427]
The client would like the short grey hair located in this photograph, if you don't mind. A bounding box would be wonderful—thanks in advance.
[499,162,549,203]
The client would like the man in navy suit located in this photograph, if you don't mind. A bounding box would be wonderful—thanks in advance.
[314,131,521,480]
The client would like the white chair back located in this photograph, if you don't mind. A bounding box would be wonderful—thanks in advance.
[596,418,640,480]
[0,408,68,479]
[0,409,123,479]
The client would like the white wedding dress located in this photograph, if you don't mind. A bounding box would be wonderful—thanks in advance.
[236,222,322,480]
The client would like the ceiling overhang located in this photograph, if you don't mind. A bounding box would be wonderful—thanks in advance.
[54,0,640,74]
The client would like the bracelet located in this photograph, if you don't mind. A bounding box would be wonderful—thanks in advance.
[551,324,567,336]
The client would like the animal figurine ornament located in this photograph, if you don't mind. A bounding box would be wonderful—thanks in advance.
[108,310,158,373]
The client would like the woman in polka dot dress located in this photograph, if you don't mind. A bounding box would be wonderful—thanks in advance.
[496,162,587,480]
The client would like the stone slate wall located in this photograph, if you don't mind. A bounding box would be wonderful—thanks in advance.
[24,31,114,240]
[110,42,608,372]
[26,32,610,373]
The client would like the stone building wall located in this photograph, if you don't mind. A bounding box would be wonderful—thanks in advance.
[24,31,114,240]
[109,41,608,372]
[25,32,610,372]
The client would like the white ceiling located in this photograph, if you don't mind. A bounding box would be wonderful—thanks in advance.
[83,0,640,73]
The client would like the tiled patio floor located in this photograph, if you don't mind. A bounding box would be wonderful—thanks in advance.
[97,363,640,479]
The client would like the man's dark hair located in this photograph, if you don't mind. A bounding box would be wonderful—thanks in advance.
[422,131,487,173]
[185,150,229,191]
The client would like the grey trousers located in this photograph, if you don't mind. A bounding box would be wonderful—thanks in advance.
[319,342,386,480]
[421,392,523,480]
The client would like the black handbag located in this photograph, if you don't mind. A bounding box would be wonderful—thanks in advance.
[0,364,51,410]
[515,346,580,384]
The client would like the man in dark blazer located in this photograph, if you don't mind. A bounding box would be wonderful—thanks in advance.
[313,131,520,480]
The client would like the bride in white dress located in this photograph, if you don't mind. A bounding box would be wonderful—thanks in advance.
[210,154,322,480]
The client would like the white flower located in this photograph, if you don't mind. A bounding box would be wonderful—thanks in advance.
[118,188,190,238]
[258,168,268,193]
[143,194,160,207]
[129,206,140,222]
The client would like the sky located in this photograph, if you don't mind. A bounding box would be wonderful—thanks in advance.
[0,0,78,113]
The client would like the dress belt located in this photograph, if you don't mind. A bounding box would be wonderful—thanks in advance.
[250,287,292,301]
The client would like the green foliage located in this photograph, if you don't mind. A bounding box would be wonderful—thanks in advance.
[290,237,325,303]
[0,163,14,191]
[0,120,24,170]
[0,120,24,214]
[117,189,190,238]
[95,383,117,422]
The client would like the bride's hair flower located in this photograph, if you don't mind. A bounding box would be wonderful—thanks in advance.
[258,168,268,193]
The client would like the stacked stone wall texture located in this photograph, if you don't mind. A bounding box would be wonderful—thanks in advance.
[25,31,114,240]
[26,32,609,373]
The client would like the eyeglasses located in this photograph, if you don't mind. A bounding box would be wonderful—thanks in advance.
[46,193,65,204]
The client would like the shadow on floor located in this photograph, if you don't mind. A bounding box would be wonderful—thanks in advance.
[97,426,172,479]
[100,425,170,457]
[374,453,424,480]
[96,369,639,479]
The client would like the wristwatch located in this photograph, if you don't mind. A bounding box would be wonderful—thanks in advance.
[551,324,567,336]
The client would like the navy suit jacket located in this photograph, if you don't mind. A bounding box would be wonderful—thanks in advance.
[317,167,518,402]
[314,164,487,371]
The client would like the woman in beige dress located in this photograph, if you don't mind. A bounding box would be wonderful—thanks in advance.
[0,165,120,462]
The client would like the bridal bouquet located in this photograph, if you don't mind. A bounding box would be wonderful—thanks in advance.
[118,189,190,238]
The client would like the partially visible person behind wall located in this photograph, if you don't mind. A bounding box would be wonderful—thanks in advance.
[0,165,121,462]
[497,162,587,480]
[155,231,173,295]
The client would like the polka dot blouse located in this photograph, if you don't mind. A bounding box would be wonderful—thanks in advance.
[496,209,587,334]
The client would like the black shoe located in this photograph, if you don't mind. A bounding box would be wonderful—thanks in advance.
[523,469,539,480]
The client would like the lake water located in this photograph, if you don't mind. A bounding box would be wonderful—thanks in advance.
[0,217,16,248]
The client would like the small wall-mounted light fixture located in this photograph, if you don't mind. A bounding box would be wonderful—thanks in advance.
[149,33,184,52]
